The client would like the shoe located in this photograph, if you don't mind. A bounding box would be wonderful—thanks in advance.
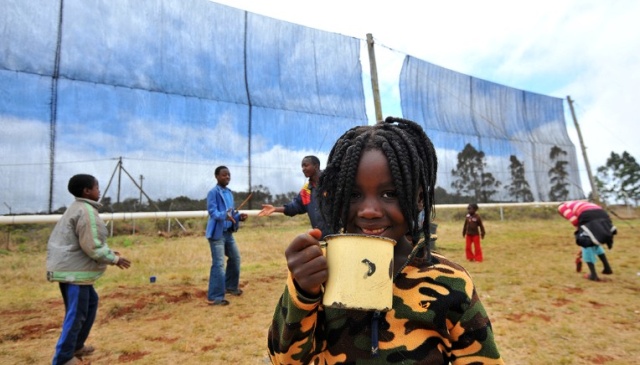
[207,299,230,306]
[226,288,243,296]
[75,345,95,357]
[583,273,600,281]
[602,269,613,275]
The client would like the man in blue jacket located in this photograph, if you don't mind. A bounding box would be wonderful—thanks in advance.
[205,166,247,306]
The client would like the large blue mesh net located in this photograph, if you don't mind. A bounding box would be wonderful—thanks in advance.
[0,0,582,213]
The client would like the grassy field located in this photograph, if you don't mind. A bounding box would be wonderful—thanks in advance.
[0,208,638,364]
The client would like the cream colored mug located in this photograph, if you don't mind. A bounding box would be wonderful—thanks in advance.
[322,234,396,311]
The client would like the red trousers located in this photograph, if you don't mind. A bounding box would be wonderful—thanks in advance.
[465,234,483,262]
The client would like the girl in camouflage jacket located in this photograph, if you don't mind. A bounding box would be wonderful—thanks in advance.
[267,118,503,364]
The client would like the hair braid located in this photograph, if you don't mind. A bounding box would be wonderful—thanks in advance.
[319,117,438,257]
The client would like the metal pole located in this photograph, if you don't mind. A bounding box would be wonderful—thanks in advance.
[366,33,383,123]
[566,96,600,204]
[139,175,144,206]
[117,157,122,204]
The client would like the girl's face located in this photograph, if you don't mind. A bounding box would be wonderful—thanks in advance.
[467,205,476,214]
[346,149,409,245]
[84,180,100,202]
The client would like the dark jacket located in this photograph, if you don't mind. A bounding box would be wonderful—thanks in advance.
[576,209,617,249]
[283,180,328,238]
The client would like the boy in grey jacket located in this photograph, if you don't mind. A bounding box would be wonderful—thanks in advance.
[46,174,131,365]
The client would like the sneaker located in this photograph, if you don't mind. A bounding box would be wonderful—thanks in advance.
[226,288,243,296]
[75,345,95,357]
[207,299,230,306]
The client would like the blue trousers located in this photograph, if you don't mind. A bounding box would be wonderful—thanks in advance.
[52,283,98,365]
[581,245,605,264]
[207,231,241,301]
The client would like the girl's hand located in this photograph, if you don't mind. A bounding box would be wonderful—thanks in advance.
[285,228,326,296]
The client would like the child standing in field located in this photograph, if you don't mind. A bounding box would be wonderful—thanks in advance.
[462,203,485,262]
[205,165,248,306]
[267,117,503,364]
[46,174,131,365]
[258,155,329,238]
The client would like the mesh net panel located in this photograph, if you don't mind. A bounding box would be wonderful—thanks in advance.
[0,0,366,213]
[400,56,583,202]
[1,1,585,213]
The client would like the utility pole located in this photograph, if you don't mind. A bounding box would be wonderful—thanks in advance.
[566,96,600,204]
[139,175,144,205]
[3,202,11,215]
[366,33,383,123]
[117,157,123,204]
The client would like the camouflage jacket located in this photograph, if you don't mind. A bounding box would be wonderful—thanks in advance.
[268,252,503,364]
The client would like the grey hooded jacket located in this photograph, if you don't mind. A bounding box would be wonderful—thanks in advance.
[46,198,119,284]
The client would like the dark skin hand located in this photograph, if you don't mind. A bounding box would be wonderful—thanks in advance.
[113,252,131,269]
[227,211,248,224]
[285,228,327,296]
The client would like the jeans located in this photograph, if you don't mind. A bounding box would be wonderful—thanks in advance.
[207,231,241,301]
[52,283,98,365]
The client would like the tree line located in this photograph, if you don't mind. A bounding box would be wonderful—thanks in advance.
[448,143,573,203]
[447,143,639,205]
[48,147,638,214]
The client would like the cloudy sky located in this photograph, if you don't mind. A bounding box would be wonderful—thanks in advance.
[213,0,640,194]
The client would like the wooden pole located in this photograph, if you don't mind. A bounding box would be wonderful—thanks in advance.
[366,33,383,123]
[566,96,600,203]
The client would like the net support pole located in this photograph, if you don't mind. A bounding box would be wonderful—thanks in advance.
[566,95,600,204]
[366,34,383,123]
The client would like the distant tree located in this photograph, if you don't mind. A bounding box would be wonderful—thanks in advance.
[240,184,272,210]
[479,169,501,203]
[548,145,570,201]
[434,186,471,204]
[100,196,113,213]
[505,155,534,202]
[112,197,142,212]
[52,206,67,214]
[596,151,640,206]
[158,196,197,211]
[272,191,299,206]
[451,143,501,202]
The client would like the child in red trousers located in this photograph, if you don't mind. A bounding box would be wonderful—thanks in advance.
[463,203,485,262]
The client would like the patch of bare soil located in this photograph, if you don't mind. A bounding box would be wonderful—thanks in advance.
[118,351,150,363]
[505,312,551,323]
[588,354,614,364]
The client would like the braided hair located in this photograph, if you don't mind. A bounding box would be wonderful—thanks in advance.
[317,116,438,257]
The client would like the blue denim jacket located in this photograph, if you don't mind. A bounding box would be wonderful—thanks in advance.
[205,185,241,239]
